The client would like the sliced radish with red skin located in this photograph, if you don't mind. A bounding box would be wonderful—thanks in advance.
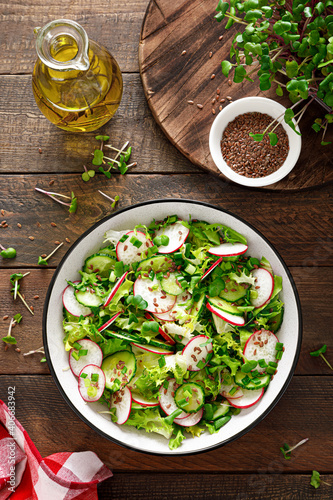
[174,407,204,427]
[69,339,103,377]
[153,291,192,322]
[222,388,244,400]
[227,388,264,409]
[144,312,175,344]
[130,342,174,355]
[62,282,92,317]
[159,379,190,419]
[201,257,223,281]
[103,272,129,307]
[182,335,213,372]
[208,242,248,257]
[78,364,105,402]
[111,386,132,424]
[207,302,245,326]
[116,231,153,265]
[251,268,274,308]
[154,222,190,254]
[243,329,279,373]
[98,312,122,332]
[133,276,176,314]
[131,392,159,407]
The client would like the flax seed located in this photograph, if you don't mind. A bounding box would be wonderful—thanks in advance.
[1,209,4,216]
[30,306,34,312]
[220,98,225,103]
[181,50,187,56]
[17,223,22,228]
[4,345,8,351]
[3,315,9,320]
[219,105,222,111]
[209,51,213,58]
[187,100,194,105]
[15,348,21,353]
[54,240,60,245]
[211,74,215,80]
[197,104,203,109]
[49,180,54,186]
[216,88,220,95]
[212,109,216,115]
[219,35,223,40]
[33,295,39,300]
[36,222,41,227]
[38,148,42,154]
[66,238,70,243]
[29,236,34,241]
[228,80,232,86]
[51,222,57,227]
[41,254,47,258]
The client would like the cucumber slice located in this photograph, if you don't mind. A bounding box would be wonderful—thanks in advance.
[84,253,116,277]
[219,280,247,302]
[137,255,173,275]
[235,370,270,390]
[207,296,243,316]
[75,288,103,307]
[174,382,205,413]
[98,246,117,258]
[212,401,230,420]
[189,370,216,396]
[103,330,143,344]
[102,350,136,392]
[161,272,184,296]
[191,293,206,320]
[268,307,284,333]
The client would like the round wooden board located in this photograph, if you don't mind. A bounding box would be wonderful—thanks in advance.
[139,0,333,190]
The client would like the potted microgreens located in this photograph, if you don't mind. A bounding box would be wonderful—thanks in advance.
[215,0,333,145]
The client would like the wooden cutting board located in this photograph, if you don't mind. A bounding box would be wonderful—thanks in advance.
[139,0,333,190]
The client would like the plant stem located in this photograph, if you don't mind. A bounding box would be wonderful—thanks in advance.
[98,190,116,203]
[320,353,333,371]
[224,13,247,25]
[23,346,45,357]
[45,242,64,262]
[17,291,34,315]
[285,438,309,454]
[106,141,129,173]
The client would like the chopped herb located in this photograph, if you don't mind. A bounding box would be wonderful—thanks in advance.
[91,373,99,382]
[80,372,88,379]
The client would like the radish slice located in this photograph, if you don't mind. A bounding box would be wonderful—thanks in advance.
[243,329,278,373]
[144,312,175,344]
[228,388,264,409]
[182,335,213,371]
[104,272,129,307]
[222,388,244,400]
[62,282,92,317]
[78,364,105,402]
[131,342,174,355]
[154,291,192,322]
[98,312,122,332]
[116,231,153,265]
[69,339,103,377]
[207,302,245,326]
[131,392,159,407]
[159,378,190,419]
[133,276,176,314]
[154,222,190,254]
[174,407,204,426]
[208,242,248,257]
[251,268,274,308]
[201,257,223,280]
[111,386,132,424]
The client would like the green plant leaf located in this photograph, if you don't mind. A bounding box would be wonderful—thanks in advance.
[286,79,308,100]
[221,60,233,77]
[310,471,321,489]
[244,9,263,22]
[216,0,229,14]
[286,60,299,78]
[276,85,283,97]
[303,6,312,17]
[268,132,278,146]
[92,149,104,166]
[233,65,247,83]
[284,108,301,136]
[249,133,264,141]
[273,20,291,35]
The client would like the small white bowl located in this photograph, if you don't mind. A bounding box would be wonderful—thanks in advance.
[209,97,302,187]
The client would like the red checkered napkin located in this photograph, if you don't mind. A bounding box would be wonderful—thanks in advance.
[0,400,112,500]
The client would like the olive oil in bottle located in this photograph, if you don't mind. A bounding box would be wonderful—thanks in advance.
[32,20,123,132]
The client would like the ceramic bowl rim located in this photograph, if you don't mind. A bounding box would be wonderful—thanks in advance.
[43,199,302,456]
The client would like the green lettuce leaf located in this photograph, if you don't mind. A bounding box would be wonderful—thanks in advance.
[124,408,173,439]
[169,426,186,449]
[184,425,205,438]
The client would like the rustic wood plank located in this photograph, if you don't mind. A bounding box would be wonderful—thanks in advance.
[0,375,331,472]
[98,472,333,500]
[0,174,332,268]
[0,74,199,174]
[0,0,148,74]
[1,267,332,375]
[139,0,333,190]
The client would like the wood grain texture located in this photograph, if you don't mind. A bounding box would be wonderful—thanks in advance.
[97,472,333,500]
[0,74,199,174]
[139,0,333,190]
[0,175,332,269]
[1,267,332,375]
[0,375,332,472]
[0,0,148,74]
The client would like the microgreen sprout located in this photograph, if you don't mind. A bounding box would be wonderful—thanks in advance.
[0,244,16,259]
[35,188,77,213]
[88,137,136,179]
[2,314,22,345]
[38,242,63,266]
[10,273,33,315]
[98,190,120,208]
[23,346,46,363]
[310,344,333,371]
[280,437,309,459]
[82,165,96,182]
[310,470,331,489]
[216,0,333,144]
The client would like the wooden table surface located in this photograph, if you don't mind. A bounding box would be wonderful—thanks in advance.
[0,1,332,499]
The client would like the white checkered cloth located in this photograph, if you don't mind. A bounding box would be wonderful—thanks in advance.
[0,400,112,499]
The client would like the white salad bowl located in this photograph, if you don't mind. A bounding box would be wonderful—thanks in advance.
[43,199,302,456]
[209,96,302,187]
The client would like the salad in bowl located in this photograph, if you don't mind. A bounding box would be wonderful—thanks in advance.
[60,213,286,450]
